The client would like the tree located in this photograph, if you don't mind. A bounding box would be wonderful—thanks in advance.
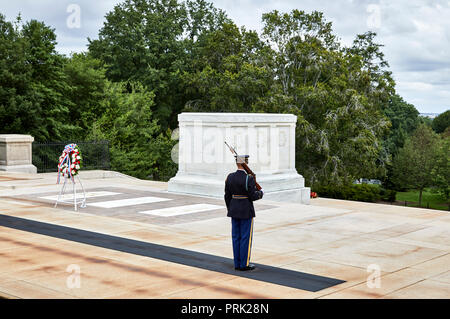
[382,93,420,156]
[0,14,76,141]
[392,124,440,205]
[183,22,275,112]
[420,116,434,128]
[261,10,392,187]
[88,0,229,130]
[63,53,107,139]
[431,133,450,203]
[432,110,450,134]
[88,82,176,180]
[346,31,395,108]
[381,94,420,189]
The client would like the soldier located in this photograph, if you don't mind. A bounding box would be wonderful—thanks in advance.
[224,154,264,271]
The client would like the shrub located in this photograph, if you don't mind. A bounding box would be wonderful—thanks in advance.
[380,188,397,202]
[314,184,381,202]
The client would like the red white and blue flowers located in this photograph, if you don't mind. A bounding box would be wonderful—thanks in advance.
[57,143,82,183]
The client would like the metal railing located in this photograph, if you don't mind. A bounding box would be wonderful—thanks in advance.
[32,141,110,173]
[400,200,450,211]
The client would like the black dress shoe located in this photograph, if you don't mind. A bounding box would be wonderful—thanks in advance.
[238,264,256,271]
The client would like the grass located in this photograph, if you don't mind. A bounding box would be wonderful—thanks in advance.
[396,188,449,211]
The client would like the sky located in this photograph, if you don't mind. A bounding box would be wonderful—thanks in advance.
[1,0,449,114]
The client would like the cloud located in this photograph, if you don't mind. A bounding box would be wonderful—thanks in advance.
[398,81,434,91]
[212,0,450,113]
[0,0,448,113]
[0,0,118,54]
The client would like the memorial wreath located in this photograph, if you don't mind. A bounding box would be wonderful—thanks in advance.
[57,143,82,183]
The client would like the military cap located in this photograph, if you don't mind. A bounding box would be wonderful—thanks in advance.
[234,154,249,164]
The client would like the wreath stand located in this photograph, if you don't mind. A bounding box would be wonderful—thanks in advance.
[54,175,87,211]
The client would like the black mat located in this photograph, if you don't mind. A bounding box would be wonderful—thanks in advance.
[0,214,345,292]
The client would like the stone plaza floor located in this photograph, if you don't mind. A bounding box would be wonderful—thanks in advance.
[0,170,449,299]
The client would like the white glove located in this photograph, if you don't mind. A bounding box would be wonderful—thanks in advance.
[260,188,264,194]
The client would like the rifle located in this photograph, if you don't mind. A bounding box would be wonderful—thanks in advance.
[224,141,262,190]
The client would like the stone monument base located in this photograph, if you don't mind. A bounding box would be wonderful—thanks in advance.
[0,135,37,174]
[168,171,310,204]
[0,164,37,174]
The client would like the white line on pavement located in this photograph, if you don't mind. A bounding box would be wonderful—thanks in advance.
[89,196,172,208]
[137,204,224,217]
[40,191,121,201]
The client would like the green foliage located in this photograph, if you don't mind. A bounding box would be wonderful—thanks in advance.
[396,188,449,210]
[63,53,107,139]
[0,14,76,141]
[381,94,421,189]
[382,94,420,156]
[260,10,394,187]
[391,124,440,205]
[87,82,176,180]
[430,134,450,201]
[88,0,229,130]
[432,110,450,134]
[379,188,397,202]
[419,115,433,127]
[183,22,275,112]
[314,183,381,202]
[182,9,397,187]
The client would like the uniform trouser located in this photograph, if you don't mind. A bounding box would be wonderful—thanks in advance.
[231,217,254,269]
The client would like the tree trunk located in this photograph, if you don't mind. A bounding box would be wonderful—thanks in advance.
[419,188,423,207]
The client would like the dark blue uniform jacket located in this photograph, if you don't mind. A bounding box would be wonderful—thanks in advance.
[224,170,264,219]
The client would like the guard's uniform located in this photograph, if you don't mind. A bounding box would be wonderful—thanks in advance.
[224,169,263,270]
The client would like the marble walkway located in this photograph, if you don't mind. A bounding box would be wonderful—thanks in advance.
[0,170,449,298]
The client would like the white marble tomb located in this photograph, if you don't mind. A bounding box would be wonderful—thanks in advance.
[167,113,310,204]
